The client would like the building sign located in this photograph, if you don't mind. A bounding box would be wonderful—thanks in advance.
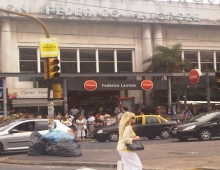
[40,38,58,58]
[84,80,97,91]
[8,88,52,99]
[189,69,202,84]
[0,3,200,23]
[141,80,154,90]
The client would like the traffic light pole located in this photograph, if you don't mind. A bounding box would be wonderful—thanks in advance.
[0,8,55,131]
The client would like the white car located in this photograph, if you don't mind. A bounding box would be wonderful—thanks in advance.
[0,118,73,154]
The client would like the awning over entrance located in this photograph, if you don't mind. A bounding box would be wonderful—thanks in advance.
[12,99,63,107]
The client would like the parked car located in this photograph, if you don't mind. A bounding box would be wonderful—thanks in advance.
[0,118,73,154]
[91,115,177,142]
[170,111,220,141]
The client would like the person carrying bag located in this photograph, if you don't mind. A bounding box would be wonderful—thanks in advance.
[117,112,143,170]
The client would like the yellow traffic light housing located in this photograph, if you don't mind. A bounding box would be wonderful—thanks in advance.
[215,71,220,89]
[52,84,62,99]
[44,60,48,80]
[48,58,60,79]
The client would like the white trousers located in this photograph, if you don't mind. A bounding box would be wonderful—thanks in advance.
[118,151,143,170]
[77,129,85,137]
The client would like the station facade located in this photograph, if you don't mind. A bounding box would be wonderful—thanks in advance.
[0,0,219,113]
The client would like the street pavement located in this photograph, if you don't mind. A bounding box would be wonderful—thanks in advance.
[1,138,220,169]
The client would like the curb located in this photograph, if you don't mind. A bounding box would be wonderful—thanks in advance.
[0,157,117,169]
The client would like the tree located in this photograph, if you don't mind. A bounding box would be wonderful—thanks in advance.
[142,43,191,110]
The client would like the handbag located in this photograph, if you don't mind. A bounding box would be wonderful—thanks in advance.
[83,125,87,130]
[126,140,144,151]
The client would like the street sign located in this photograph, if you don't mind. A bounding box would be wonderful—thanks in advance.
[40,38,58,58]
[141,80,153,90]
[189,69,202,84]
[84,80,97,91]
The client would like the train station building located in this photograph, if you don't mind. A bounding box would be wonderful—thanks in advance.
[0,0,219,115]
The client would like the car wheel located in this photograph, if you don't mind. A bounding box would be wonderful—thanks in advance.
[177,137,188,141]
[146,135,156,140]
[199,129,212,141]
[96,138,107,142]
[159,129,170,139]
[108,132,119,142]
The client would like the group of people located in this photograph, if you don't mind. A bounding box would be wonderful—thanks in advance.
[55,106,107,140]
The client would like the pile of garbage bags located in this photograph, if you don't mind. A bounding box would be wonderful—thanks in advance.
[28,130,82,157]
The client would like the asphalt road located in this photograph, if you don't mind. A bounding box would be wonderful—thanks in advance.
[0,164,115,170]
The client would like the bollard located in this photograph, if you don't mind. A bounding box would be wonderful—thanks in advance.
[117,160,123,170]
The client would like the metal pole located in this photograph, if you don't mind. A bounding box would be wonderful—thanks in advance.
[63,78,68,115]
[3,78,7,117]
[183,74,187,109]
[206,72,211,112]
[0,8,54,130]
[142,76,146,106]
[0,8,50,38]
[167,76,172,112]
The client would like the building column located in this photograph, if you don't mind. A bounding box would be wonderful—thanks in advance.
[142,24,153,61]
[1,19,11,72]
[141,24,153,106]
[154,25,163,47]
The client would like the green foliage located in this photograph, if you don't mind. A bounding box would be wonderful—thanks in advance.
[143,43,191,73]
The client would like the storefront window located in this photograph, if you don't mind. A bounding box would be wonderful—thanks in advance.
[80,50,96,73]
[117,50,132,72]
[19,48,37,73]
[184,51,198,70]
[60,49,77,73]
[99,50,114,73]
[200,51,214,72]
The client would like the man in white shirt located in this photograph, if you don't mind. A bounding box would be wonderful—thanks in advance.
[87,114,95,138]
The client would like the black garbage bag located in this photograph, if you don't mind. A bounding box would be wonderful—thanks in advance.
[28,131,47,156]
[45,142,58,156]
[46,140,82,157]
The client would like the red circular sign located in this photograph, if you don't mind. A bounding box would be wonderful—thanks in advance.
[189,69,201,84]
[84,80,97,91]
[141,80,153,90]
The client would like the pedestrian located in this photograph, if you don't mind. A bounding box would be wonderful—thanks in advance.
[76,115,86,140]
[69,106,79,117]
[61,116,72,127]
[117,106,129,122]
[114,104,121,117]
[184,109,192,121]
[87,114,95,138]
[117,112,143,170]
[94,116,104,128]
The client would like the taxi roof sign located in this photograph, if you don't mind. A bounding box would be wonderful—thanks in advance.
[40,38,58,58]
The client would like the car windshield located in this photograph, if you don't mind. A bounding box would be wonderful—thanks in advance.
[190,112,220,122]
[0,120,18,132]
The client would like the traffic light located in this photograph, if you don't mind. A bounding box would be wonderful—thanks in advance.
[43,60,48,80]
[215,71,220,88]
[48,58,60,79]
[52,84,62,99]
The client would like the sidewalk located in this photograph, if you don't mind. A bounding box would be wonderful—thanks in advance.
[1,140,220,170]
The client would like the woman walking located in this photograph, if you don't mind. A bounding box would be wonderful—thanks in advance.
[117,112,143,170]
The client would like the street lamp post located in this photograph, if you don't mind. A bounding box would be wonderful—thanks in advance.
[0,8,56,130]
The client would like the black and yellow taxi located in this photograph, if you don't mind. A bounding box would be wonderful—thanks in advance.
[91,115,177,142]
